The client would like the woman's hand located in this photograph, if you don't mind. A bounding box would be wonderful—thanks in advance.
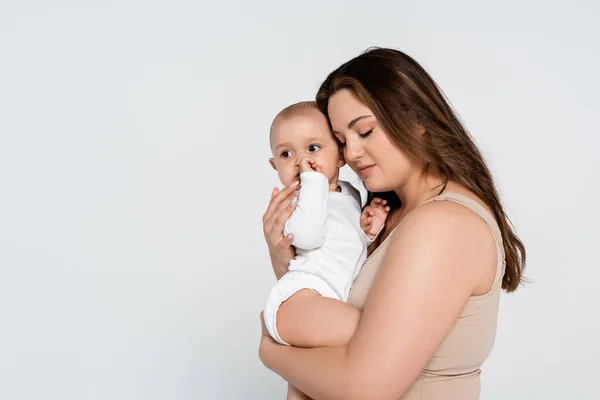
[262,182,300,279]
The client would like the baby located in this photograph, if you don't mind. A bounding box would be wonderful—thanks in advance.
[263,101,389,353]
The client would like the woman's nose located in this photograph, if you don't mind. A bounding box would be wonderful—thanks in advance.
[345,138,364,161]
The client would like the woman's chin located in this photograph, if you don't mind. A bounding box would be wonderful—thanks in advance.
[362,178,383,193]
[363,178,396,194]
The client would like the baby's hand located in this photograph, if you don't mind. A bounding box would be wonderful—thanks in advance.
[360,198,390,240]
[299,157,322,173]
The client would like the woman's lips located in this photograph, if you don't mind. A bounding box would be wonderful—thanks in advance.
[358,164,375,176]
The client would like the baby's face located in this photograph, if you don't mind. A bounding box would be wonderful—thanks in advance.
[270,110,342,187]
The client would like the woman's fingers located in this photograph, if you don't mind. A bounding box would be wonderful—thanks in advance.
[278,233,294,249]
[277,188,299,214]
[263,182,299,224]
[263,188,299,242]
[270,194,298,238]
[271,186,279,200]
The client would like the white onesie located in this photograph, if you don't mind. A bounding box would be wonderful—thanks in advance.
[263,170,375,345]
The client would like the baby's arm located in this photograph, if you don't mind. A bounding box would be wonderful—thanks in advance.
[284,162,329,250]
[276,289,360,348]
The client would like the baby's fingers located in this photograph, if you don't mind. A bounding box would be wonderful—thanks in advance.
[360,210,372,226]
[371,197,381,205]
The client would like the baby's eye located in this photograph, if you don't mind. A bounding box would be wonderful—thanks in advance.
[308,144,321,152]
[281,150,293,158]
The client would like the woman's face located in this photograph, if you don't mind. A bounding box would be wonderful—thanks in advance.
[327,89,418,193]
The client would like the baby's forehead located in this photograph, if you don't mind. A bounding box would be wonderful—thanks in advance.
[270,112,331,146]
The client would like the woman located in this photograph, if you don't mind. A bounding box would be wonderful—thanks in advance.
[260,47,526,400]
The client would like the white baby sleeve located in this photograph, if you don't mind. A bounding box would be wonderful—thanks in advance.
[284,171,329,250]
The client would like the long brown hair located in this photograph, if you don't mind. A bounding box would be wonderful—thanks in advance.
[316,47,525,292]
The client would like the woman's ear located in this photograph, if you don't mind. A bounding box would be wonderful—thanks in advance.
[269,158,277,170]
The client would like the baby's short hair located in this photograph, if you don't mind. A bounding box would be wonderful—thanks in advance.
[273,100,318,122]
[269,101,323,144]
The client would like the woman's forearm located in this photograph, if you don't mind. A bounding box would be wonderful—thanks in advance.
[260,341,351,400]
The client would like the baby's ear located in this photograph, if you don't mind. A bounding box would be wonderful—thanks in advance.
[269,158,277,171]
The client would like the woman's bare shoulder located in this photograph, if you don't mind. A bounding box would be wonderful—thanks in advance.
[388,192,498,294]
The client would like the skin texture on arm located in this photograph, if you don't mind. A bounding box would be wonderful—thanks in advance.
[260,200,497,400]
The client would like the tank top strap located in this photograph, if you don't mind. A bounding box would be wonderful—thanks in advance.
[420,192,506,285]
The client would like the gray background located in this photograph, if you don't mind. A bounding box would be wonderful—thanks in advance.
[1,0,598,399]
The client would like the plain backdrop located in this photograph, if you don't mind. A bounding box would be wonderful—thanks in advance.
[1,1,599,399]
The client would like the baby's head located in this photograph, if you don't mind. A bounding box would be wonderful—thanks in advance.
[269,101,344,187]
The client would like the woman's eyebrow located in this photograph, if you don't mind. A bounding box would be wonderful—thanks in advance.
[348,115,374,129]
[332,115,374,134]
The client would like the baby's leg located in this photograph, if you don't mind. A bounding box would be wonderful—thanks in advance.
[286,383,311,400]
[277,289,360,348]
[263,270,360,347]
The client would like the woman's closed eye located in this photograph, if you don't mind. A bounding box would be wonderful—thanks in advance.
[359,129,373,138]
[308,144,321,152]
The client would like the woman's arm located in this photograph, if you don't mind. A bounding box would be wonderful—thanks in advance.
[259,201,495,400]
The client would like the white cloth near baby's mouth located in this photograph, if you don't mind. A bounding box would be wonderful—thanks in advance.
[263,170,376,346]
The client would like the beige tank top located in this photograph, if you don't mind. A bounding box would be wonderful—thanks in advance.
[347,192,506,400]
